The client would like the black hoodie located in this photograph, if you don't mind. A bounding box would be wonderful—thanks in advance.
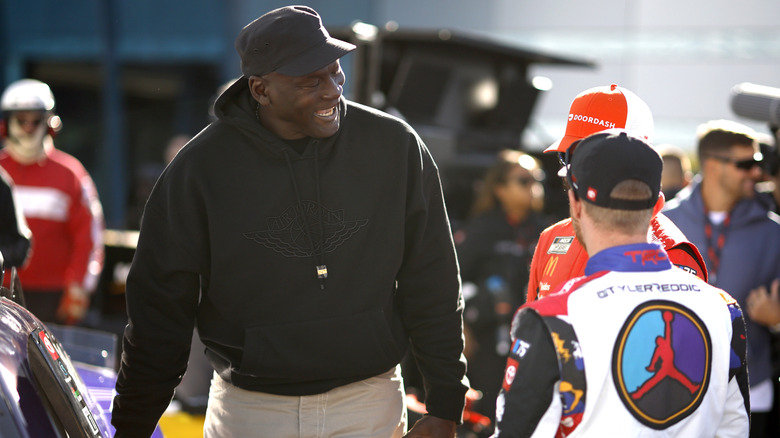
[112,78,468,436]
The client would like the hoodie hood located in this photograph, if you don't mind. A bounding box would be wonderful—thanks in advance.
[212,77,346,161]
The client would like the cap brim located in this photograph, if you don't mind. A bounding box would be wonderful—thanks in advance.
[544,134,581,154]
[276,38,356,76]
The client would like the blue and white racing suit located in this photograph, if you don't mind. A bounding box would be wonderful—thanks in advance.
[493,242,749,437]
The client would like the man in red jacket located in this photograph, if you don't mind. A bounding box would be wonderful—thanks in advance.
[0,78,104,324]
[527,84,707,302]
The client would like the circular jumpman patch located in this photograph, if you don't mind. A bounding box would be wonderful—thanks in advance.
[612,300,711,429]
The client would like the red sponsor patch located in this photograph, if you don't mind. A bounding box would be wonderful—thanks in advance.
[40,331,59,360]
[586,187,597,201]
[503,358,519,391]
[624,249,668,265]
[560,412,584,436]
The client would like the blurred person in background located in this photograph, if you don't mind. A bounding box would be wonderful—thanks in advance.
[755,129,780,215]
[664,119,780,437]
[126,133,191,230]
[749,127,780,437]
[654,143,693,200]
[453,149,552,426]
[163,133,190,166]
[0,78,104,325]
[527,84,708,303]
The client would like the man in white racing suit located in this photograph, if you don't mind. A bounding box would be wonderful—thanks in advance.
[492,129,749,437]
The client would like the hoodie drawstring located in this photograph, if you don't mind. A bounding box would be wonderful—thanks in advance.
[283,148,328,290]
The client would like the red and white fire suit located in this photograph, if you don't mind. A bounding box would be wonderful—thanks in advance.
[527,213,707,302]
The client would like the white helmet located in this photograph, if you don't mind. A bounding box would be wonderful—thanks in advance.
[1,79,55,113]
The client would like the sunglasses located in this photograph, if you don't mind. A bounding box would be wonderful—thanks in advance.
[14,116,44,128]
[512,176,535,187]
[557,152,567,168]
[708,154,762,171]
[557,140,582,192]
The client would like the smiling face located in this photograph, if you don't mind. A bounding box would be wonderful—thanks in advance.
[250,60,345,140]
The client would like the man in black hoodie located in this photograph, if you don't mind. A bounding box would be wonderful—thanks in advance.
[111,5,468,438]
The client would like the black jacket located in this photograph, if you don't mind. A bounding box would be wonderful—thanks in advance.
[112,78,468,436]
[457,208,550,312]
[0,167,30,269]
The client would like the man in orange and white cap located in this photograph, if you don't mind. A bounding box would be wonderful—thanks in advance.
[526,84,708,302]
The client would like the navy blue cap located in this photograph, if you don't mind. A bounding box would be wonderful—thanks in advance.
[568,129,662,210]
[235,6,356,77]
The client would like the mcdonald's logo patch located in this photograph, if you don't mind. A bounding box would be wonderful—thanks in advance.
[543,257,559,277]
[612,300,711,429]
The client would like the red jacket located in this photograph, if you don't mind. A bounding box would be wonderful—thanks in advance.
[0,147,104,292]
[527,212,707,302]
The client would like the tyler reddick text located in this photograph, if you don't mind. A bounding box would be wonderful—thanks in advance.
[596,283,701,299]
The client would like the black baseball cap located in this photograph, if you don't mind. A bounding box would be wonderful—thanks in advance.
[235,5,356,77]
[568,129,662,210]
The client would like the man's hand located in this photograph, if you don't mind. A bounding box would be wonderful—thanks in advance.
[746,279,780,328]
[56,284,90,325]
[403,415,456,438]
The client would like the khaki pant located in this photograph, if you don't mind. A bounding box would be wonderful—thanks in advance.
[203,365,407,438]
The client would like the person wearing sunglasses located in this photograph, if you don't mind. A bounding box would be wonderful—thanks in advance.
[0,78,104,326]
[526,84,708,305]
[664,119,780,438]
[452,149,553,427]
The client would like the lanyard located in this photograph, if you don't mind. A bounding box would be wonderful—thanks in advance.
[703,209,730,284]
